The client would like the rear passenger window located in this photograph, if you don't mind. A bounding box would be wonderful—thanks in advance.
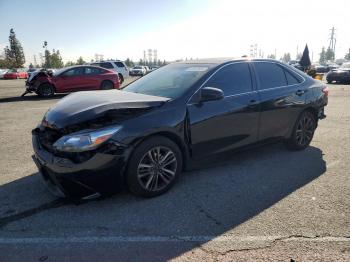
[205,63,252,96]
[254,62,287,90]
[284,70,300,85]
[99,62,114,69]
[85,67,102,75]
[115,62,125,68]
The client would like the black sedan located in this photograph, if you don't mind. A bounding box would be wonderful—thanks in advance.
[326,62,350,83]
[32,58,328,199]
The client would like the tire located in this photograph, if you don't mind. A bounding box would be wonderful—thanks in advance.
[100,80,114,90]
[118,73,124,84]
[126,136,183,197]
[37,83,54,97]
[285,111,316,151]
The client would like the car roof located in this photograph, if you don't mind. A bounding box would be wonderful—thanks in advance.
[175,57,282,66]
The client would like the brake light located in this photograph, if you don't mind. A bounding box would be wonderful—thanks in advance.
[322,86,329,97]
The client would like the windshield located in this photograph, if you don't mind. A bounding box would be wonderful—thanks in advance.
[53,68,66,76]
[124,63,210,99]
[340,63,350,69]
[133,66,142,69]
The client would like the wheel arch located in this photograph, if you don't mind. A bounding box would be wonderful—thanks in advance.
[129,131,190,171]
[38,82,56,93]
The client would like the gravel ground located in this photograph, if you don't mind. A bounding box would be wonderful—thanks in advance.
[0,78,349,261]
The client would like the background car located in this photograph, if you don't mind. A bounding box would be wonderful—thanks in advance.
[0,69,9,79]
[326,62,350,83]
[129,66,147,76]
[26,65,120,97]
[3,69,28,79]
[90,60,129,83]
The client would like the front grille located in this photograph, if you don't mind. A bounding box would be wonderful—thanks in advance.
[36,127,63,153]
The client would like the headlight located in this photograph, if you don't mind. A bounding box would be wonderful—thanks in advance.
[53,126,121,152]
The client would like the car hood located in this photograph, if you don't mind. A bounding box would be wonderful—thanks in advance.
[43,90,169,129]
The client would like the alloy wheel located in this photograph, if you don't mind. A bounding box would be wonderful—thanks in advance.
[137,146,177,192]
[295,114,314,146]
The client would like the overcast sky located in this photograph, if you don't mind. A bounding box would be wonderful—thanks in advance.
[0,0,349,65]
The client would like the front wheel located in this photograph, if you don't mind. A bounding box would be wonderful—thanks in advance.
[285,111,316,150]
[126,136,183,197]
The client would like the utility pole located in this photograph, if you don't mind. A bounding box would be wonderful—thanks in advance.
[329,27,336,60]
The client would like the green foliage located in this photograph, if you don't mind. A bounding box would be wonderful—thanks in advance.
[29,63,34,68]
[124,58,134,67]
[319,47,326,64]
[325,47,335,61]
[76,56,86,65]
[65,61,76,67]
[344,49,350,60]
[42,42,64,68]
[3,28,26,68]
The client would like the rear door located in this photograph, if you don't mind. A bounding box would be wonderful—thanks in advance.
[114,61,128,76]
[252,62,306,140]
[187,62,260,158]
[83,67,104,89]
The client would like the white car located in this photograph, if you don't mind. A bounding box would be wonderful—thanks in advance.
[90,60,129,83]
[0,69,9,79]
[129,66,147,76]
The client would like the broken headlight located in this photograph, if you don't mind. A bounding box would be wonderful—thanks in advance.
[53,126,122,152]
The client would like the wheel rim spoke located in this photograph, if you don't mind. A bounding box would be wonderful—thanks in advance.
[137,146,177,192]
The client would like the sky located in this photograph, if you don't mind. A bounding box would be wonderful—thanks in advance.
[0,0,349,65]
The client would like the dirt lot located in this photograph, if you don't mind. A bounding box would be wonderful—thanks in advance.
[0,79,349,261]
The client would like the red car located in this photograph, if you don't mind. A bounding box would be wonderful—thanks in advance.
[25,65,120,97]
[4,69,28,79]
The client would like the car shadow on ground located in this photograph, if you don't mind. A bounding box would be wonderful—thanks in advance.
[0,94,66,103]
[0,143,326,260]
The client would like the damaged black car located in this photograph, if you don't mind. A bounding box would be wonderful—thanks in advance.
[32,58,328,199]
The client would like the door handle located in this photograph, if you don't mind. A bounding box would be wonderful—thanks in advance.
[295,90,306,96]
[248,99,259,108]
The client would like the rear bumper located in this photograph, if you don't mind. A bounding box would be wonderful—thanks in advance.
[32,134,130,199]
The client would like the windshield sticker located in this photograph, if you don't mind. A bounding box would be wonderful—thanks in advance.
[185,67,208,72]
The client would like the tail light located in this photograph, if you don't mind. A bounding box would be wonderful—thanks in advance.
[322,86,329,97]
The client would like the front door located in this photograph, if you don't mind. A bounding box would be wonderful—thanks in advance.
[187,62,260,158]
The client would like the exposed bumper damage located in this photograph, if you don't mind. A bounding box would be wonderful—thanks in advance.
[32,131,132,200]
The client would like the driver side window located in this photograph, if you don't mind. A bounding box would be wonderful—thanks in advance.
[206,63,253,96]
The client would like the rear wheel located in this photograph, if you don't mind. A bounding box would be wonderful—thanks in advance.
[126,136,182,197]
[37,83,54,97]
[285,111,316,150]
[100,80,114,90]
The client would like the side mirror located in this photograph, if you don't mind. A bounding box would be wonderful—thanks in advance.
[200,87,224,103]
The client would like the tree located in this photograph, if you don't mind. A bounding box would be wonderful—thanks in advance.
[344,49,350,60]
[76,56,86,65]
[319,47,326,64]
[267,54,276,59]
[50,49,64,68]
[29,63,34,69]
[138,59,144,65]
[65,61,75,67]
[4,28,25,68]
[282,53,291,63]
[325,47,334,61]
[41,42,64,68]
[124,58,134,67]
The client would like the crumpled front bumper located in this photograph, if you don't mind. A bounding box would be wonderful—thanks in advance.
[32,134,130,199]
